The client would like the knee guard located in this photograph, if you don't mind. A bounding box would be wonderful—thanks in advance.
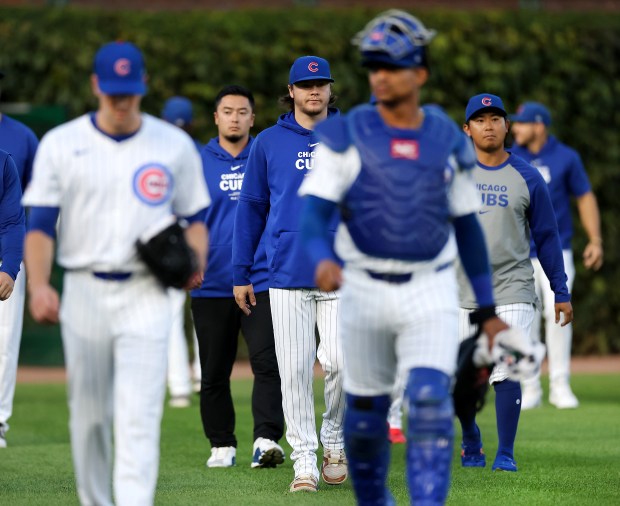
[406,368,454,505]
[344,394,392,506]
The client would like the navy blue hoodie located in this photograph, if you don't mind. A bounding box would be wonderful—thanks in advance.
[233,110,339,288]
[192,137,268,298]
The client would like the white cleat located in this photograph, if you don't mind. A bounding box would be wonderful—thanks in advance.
[549,383,579,409]
[521,384,543,410]
[251,437,285,468]
[206,446,236,468]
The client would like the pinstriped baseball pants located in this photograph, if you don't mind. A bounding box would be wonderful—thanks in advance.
[269,288,345,480]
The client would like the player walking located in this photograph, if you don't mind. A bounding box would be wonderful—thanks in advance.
[191,85,285,469]
[458,93,573,472]
[232,57,346,493]
[0,72,38,447]
[510,102,601,409]
[299,10,509,504]
[22,41,210,506]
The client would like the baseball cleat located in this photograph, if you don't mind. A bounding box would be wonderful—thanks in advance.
[461,441,486,467]
[388,427,407,444]
[492,454,517,472]
[206,446,236,468]
[251,437,285,468]
[289,474,318,493]
[549,383,579,409]
[168,395,191,408]
[321,449,348,485]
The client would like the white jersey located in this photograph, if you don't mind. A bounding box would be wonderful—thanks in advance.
[23,113,210,272]
[299,144,481,274]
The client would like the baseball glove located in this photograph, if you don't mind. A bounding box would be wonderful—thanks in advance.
[453,332,492,416]
[136,216,198,289]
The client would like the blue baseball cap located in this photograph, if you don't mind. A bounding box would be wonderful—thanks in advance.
[289,56,334,85]
[161,96,193,127]
[93,41,147,96]
[465,93,507,123]
[509,102,551,126]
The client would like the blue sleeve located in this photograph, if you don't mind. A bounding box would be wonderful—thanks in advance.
[23,130,39,189]
[453,213,495,307]
[232,138,270,285]
[0,154,26,280]
[181,208,207,224]
[28,206,59,238]
[567,150,591,198]
[454,132,477,172]
[526,171,570,302]
[300,195,340,268]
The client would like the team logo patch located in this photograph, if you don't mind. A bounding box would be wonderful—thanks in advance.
[482,96,493,106]
[114,58,131,76]
[308,61,319,73]
[390,139,419,160]
[370,30,384,41]
[133,163,173,206]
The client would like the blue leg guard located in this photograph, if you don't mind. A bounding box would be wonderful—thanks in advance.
[344,394,395,506]
[406,368,454,505]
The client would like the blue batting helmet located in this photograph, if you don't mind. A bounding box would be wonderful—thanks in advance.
[352,9,436,68]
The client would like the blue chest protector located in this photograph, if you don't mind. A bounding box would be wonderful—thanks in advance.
[319,105,460,261]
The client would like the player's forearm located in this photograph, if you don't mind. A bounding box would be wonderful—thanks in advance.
[535,231,570,302]
[0,216,26,280]
[184,222,208,273]
[300,195,339,267]
[576,192,602,245]
[24,231,55,290]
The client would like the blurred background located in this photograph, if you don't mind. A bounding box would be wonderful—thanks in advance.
[1,0,619,365]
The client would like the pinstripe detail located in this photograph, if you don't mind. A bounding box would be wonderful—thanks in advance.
[0,264,26,425]
[269,288,344,479]
[60,272,171,506]
[459,303,535,384]
[340,266,459,397]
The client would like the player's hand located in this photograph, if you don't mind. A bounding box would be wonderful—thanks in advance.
[555,301,573,326]
[184,270,203,291]
[583,241,603,271]
[480,316,509,349]
[0,272,15,301]
[28,283,60,324]
[234,284,256,316]
[315,260,342,292]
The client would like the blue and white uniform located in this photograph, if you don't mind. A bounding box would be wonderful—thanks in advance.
[0,115,37,441]
[300,103,492,504]
[511,137,589,387]
[233,110,344,482]
[457,152,570,375]
[23,112,210,506]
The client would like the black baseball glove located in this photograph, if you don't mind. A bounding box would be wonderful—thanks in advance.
[136,216,198,289]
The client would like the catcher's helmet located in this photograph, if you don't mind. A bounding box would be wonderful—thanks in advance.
[352,9,436,69]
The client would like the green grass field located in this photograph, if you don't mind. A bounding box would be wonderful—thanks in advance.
[1,375,619,505]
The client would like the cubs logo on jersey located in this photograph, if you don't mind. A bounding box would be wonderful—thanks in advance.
[133,163,173,206]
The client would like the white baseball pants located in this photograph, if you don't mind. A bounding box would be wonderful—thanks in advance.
[60,271,171,506]
[269,287,344,480]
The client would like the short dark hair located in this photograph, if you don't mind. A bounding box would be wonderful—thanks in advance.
[214,85,255,111]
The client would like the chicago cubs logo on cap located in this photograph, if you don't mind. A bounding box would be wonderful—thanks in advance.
[133,163,173,206]
[114,58,131,76]
[308,61,319,72]
[481,96,493,106]
[465,93,507,122]
[289,55,334,85]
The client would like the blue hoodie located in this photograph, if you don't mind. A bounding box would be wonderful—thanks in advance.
[0,151,25,280]
[0,114,39,191]
[192,137,269,298]
[233,110,339,288]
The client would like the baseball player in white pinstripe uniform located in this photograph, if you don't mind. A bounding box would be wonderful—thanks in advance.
[457,93,572,473]
[233,57,346,493]
[299,11,510,505]
[22,42,210,506]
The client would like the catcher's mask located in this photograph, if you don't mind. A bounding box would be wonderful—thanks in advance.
[352,9,436,69]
